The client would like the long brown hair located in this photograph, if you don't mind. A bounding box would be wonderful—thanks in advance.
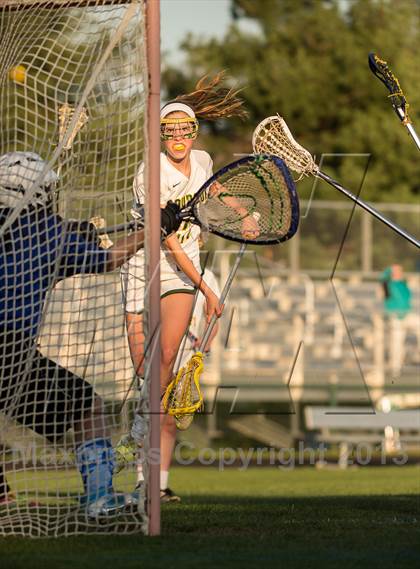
[173,71,247,121]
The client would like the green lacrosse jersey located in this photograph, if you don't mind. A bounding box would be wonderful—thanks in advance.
[380,268,412,319]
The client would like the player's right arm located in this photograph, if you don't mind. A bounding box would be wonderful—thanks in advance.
[105,228,145,271]
[164,233,222,322]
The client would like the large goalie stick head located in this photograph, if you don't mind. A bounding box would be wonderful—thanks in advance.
[103,154,300,243]
[182,153,300,245]
[368,52,410,123]
[252,115,319,178]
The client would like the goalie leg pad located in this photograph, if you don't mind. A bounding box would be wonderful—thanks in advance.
[76,438,115,503]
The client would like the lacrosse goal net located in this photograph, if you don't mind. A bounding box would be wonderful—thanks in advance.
[0,0,159,536]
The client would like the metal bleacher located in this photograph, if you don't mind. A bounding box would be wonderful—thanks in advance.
[29,258,418,445]
[36,261,418,415]
[202,264,420,411]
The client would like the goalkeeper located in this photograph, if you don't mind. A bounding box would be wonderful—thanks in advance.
[0,151,180,516]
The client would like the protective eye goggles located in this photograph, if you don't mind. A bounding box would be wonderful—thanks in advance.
[160,117,199,141]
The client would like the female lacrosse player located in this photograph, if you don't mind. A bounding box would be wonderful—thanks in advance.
[121,73,255,501]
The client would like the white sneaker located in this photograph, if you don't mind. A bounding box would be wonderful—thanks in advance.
[86,492,139,519]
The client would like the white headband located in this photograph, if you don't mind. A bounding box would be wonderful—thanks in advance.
[160,102,195,119]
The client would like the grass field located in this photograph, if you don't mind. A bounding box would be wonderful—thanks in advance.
[1,465,420,568]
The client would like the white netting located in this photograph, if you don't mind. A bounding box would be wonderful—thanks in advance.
[0,0,148,536]
[252,115,318,176]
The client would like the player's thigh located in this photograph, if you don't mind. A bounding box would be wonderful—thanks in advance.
[12,350,96,444]
[125,312,145,374]
[161,292,195,363]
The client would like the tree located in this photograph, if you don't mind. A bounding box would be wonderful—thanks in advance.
[162,0,420,203]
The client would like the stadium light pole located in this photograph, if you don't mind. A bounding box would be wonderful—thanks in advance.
[145,0,161,536]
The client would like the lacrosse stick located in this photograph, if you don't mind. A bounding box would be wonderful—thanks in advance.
[56,103,89,213]
[58,103,89,151]
[252,116,419,249]
[162,243,247,430]
[58,104,115,248]
[98,154,300,245]
[114,245,246,466]
[368,53,420,151]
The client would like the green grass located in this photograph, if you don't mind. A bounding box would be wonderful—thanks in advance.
[1,466,420,568]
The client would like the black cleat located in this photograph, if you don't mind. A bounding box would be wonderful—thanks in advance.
[160,487,181,503]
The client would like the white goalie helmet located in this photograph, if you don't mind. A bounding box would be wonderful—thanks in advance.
[0,151,58,208]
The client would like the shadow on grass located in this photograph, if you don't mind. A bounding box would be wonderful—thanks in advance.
[1,494,419,569]
[162,493,420,533]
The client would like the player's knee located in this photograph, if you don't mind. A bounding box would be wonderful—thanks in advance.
[162,414,176,434]
[161,345,177,367]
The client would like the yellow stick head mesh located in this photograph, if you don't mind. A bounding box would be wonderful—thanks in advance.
[162,352,204,420]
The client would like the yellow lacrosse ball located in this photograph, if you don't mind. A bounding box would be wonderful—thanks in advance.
[8,64,26,84]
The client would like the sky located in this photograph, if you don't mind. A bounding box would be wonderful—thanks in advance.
[161,0,232,63]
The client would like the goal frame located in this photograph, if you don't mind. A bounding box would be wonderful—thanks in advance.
[0,0,162,536]
[144,0,161,537]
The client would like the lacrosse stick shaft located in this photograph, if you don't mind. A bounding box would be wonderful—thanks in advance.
[199,243,246,349]
[97,219,143,234]
[317,171,419,249]
[394,107,420,151]
[405,121,420,151]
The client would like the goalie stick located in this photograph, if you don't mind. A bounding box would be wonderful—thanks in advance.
[121,155,300,430]
[100,154,300,246]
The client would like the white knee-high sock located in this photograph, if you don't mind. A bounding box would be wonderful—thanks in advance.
[136,464,169,491]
